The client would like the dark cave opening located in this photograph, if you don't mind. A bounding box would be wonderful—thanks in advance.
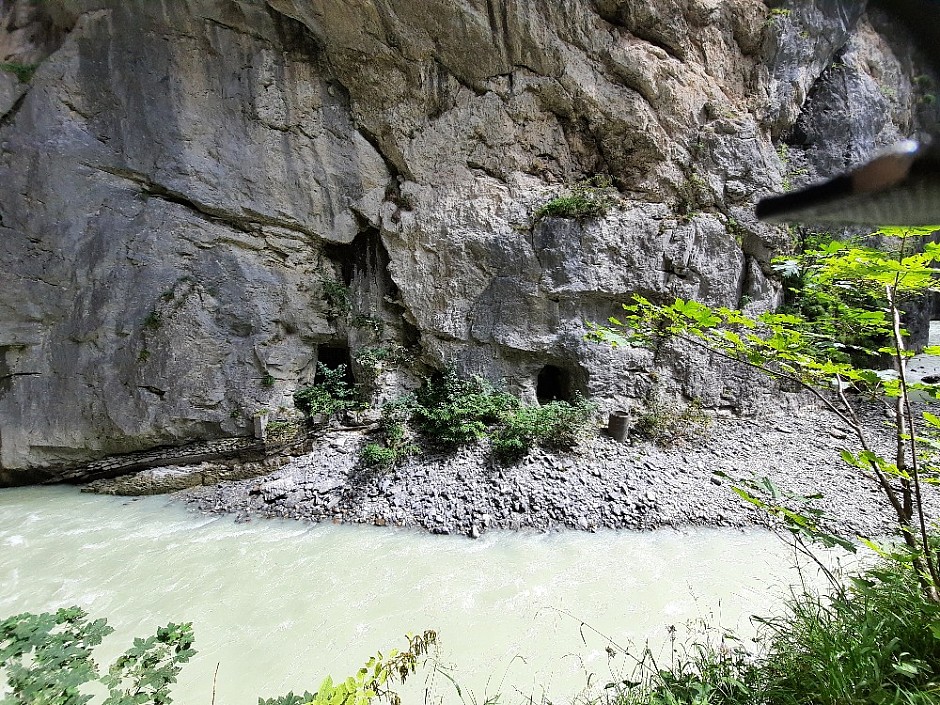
[315,345,355,386]
[536,364,572,404]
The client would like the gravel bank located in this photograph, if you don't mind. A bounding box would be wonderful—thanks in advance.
[175,402,937,540]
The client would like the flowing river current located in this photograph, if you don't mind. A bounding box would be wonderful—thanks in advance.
[0,486,841,704]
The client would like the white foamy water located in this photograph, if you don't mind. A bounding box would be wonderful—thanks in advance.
[0,486,840,703]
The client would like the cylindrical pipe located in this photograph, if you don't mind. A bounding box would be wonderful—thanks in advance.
[607,411,630,443]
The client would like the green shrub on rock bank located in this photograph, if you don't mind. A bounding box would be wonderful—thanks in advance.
[491,396,597,462]
[360,370,598,468]
[293,363,363,419]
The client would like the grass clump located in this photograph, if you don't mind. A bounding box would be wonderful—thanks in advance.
[758,563,940,704]
[0,62,37,83]
[533,175,618,221]
[616,549,940,705]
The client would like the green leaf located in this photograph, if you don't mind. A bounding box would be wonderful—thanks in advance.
[893,660,920,677]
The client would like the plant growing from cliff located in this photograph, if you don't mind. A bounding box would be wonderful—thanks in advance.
[321,278,351,320]
[763,7,792,28]
[355,345,409,388]
[775,143,808,192]
[533,175,618,222]
[676,171,710,216]
[0,62,38,83]
[294,363,362,419]
[143,310,163,330]
[591,226,940,600]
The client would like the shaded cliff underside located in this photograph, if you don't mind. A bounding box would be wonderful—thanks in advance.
[1,0,939,482]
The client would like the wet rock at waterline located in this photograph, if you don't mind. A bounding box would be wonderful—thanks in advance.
[2,0,939,478]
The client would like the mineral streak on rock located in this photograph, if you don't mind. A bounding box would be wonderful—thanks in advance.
[0,0,937,480]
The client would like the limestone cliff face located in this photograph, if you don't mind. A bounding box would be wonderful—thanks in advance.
[0,0,936,481]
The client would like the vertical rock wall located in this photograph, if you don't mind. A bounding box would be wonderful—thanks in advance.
[0,0,936,481]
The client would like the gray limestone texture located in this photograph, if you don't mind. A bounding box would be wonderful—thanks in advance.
[0,0,936,480]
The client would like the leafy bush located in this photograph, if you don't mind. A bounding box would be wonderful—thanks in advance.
[359,369,597,465]
[0,607,194,705]
[491,396,597,462]
[360,442,401,470]
[293,363,361,419]
[360,397,419,470]
[412,369,520,448]
[772,235,893,363]
[533,175,618,221]
[1,608,435,705]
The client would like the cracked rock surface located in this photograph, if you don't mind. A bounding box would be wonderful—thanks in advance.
[2,0,939,479]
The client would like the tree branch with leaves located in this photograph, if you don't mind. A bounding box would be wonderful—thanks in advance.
[590,226,940,600]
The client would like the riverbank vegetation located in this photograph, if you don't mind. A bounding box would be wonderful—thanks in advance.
[362,369,597,468]
[0,611,436,705]
[592,226,940,598]
[615,548,940,705]
[293,365,598,469]
[0,608,195,705]
[302,556,940,705]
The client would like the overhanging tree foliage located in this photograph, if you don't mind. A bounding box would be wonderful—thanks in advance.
[591,226,940,600]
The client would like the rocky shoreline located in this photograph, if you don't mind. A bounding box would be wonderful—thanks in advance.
[160,401,935,541]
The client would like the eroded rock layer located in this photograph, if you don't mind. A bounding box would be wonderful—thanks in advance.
[0,0,936,480]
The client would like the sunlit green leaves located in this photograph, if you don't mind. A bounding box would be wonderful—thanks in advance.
[590,227,940,591]
[0,610,198,705]
[721,473,857,553]
[101,623,195,705]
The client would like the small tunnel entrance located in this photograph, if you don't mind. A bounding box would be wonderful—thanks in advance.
[536,365,572,404]
[315,345,355,386]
